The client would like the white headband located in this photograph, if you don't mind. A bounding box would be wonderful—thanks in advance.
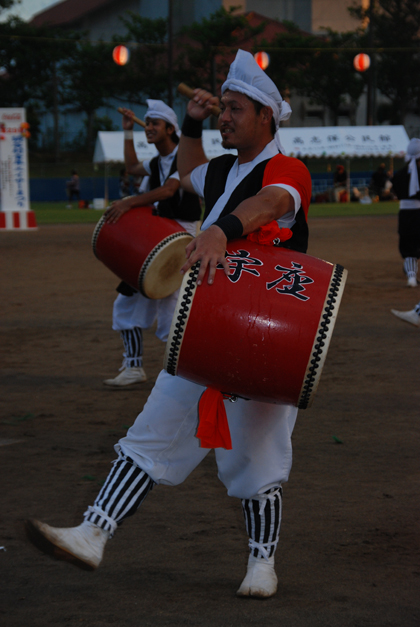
[221,50,291,153]
[405,138,420,197]
[221,50,292,129]
[145,99,180,135]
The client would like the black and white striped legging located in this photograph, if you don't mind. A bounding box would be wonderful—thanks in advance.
[241,487,282,560]
[85,451,282,557]
[84,452,154,536]
[404,257,418,278]
[121,328,143,368]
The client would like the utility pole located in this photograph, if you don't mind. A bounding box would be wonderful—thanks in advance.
[366,0,375,125]
[52,61,60,162]
[168,0,173,107]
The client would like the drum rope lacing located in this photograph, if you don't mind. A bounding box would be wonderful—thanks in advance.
[298,264,345,409]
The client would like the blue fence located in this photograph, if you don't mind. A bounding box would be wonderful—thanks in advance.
[29,177,123,202]
[29,172,374,203]
[311,172,371,197]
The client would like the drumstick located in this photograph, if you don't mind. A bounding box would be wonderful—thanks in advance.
[177,83,221,117]
[117,107,146,128]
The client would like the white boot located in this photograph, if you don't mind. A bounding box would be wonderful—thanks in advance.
[236,554,278,598]
[391,308,420,327]
[103,367,147,387]
[25,519,109,570]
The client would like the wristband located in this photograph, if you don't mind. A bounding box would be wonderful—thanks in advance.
[214,214,243,240]
[181,114,203,138]
[124,129,133,140]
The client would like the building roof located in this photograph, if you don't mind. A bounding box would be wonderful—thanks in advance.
[242,11,307,40]
[30,0,114,28]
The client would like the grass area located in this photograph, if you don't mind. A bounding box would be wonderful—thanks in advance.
[30,200,400,225]
[309,200,399,217]
[31,202,105,224]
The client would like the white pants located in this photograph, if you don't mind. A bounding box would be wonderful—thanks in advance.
[117,370,298,500]
[112,291,179,342]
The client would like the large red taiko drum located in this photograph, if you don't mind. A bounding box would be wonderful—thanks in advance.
[164,241,347,408]
[92,206,193,299]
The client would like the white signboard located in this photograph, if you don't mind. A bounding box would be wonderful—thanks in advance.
[277,125,409,158]
[0,108,31,211]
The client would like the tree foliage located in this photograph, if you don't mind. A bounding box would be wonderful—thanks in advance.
[0,0,16,13]
[60,38,116,148]
[174,7,263,95]
[1,1,420,153]
[350,0,420,123]
[112,13,169,105]
[296,30,365,125]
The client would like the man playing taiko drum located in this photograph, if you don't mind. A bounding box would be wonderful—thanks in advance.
[26,50,312,599]
[102,100,201,387]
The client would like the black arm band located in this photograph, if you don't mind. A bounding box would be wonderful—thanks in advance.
[213,214,244,240]
[181,114,203,138]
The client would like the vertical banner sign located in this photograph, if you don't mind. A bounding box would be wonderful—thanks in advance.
[0,108,31,212]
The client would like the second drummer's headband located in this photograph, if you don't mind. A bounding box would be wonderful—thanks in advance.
[145,99,180,135]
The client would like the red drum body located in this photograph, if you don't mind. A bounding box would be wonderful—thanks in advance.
[92,206,193,299]
[164,241,347,408]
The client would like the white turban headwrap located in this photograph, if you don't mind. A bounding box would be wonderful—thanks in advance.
[145,100,180,136]
[404,138,420,197]
[221,49,291,152]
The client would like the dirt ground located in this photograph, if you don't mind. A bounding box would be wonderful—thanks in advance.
[1,215,419,627]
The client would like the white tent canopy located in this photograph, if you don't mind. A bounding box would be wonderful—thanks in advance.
[94,125,409,164]
[93,131,157,163]
[93,130,238,164]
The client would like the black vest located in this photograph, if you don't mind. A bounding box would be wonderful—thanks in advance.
[392,164,420,201]
[203,154,308,253]
[149,154,201,221]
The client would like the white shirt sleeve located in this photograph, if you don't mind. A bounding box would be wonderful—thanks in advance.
[189,163,209,198]
[264,183,301,217]
[142,159,151,176]
[138,176,150,194]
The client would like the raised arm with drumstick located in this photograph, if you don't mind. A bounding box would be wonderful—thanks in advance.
[104,106,181,224]
[177,80,301,286]
[101,100,201,388]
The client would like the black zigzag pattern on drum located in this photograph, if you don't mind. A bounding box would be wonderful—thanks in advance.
[298,264,345,409]
[166,263,200,375]
[121,328,143,368]
[91,215,107,258]
[86,453,154,533]
[241,488,282,559]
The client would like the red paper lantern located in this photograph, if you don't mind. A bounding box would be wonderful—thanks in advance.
[353,53,370,72]
[113,45,130,66]
[254,51,270,70]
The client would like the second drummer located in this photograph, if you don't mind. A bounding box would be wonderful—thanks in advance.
[102,100,201,387]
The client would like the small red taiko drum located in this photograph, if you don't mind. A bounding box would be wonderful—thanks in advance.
[164,241,347,408]
[92,206,193,299]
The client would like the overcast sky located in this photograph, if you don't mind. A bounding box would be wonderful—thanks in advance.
[1,0,60,22]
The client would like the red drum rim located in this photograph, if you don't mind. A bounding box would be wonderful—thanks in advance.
[92,214,193,298]
[164,261,348,409]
